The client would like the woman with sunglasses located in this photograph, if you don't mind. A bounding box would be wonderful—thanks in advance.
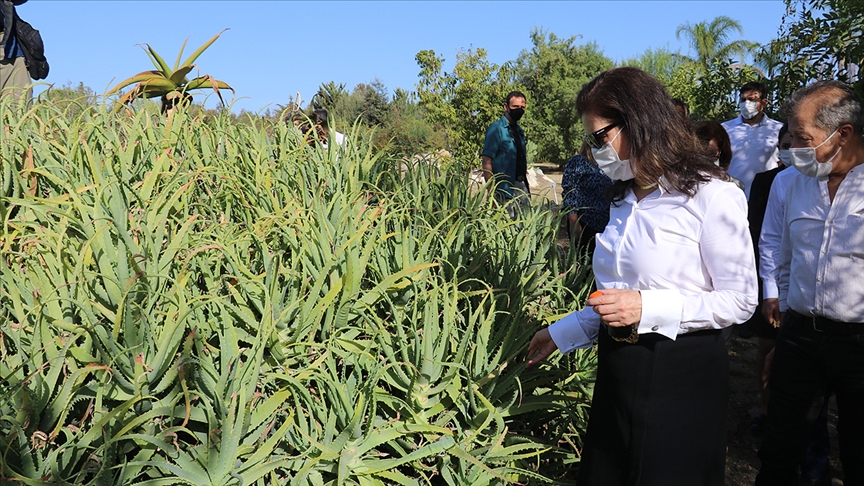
[527,67,758,485]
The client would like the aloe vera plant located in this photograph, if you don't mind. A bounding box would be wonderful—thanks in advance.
[106,30,233,114]
[0,94,596,485]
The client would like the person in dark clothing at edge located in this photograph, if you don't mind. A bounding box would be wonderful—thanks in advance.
[0,0,32,102]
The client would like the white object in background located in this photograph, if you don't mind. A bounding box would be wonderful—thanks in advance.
[528,168,559,203]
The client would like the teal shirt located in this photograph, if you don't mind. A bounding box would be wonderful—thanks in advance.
[482,116,526,199]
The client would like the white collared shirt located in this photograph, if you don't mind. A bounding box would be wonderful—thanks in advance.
[549,178,758,353]
[759,167,799,299]
[722,115,784,199]
[778,165,864,321]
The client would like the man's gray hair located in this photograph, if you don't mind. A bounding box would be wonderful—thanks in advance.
[784,80,864,135]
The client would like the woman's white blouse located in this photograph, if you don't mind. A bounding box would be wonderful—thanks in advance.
[549,178,758,354]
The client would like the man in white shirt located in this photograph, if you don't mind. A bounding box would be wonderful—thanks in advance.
[756,81,864,486]
[722,82,784,199]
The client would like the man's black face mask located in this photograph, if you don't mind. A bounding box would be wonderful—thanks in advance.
[508,107,525,122]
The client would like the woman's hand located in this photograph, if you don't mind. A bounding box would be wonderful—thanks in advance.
[527,328,558,368]
[588,289,642,327]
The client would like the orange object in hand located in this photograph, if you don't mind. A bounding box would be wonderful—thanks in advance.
[589,291,604,300]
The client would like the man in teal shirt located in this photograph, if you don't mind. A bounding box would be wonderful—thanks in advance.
[481,91,529,213]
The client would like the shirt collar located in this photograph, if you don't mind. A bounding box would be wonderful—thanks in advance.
[624,176,670,203]
[502,114,520,127]
[737,114,770,127]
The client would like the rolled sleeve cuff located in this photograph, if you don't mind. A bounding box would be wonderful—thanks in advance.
[548,311,596,354]
[762,279,779,300]
[638,289,683,340]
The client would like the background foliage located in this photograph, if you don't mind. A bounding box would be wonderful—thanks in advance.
[772,0,864,100]
[415,48,521,166]
[514,30,613,167]
[71,2,860,169]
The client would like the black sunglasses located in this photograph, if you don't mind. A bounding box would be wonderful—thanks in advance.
[584,121,623,149]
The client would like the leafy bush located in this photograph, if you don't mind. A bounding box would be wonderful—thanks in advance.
[0,96,596,485]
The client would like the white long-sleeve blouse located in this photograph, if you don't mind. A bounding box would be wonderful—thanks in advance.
[549,177,759,354]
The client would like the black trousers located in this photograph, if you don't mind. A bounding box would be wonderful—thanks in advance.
[577,328,728,486]
[757,312,864,486]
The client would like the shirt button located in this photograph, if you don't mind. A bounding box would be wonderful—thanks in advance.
[651,325,659,331]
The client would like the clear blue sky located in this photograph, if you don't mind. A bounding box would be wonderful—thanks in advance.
[22,1,786,113]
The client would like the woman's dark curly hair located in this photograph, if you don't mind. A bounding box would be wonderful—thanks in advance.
[693,120,733,170]
[576,67,726,203]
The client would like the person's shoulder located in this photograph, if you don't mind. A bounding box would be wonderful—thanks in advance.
[567,154,607,177]
[563,154,587,176]
[775,166,798,184]
[489,115,507,128]
[754,165,784,184]
[762,116,783,129]
[775,170,815,204]
[721,117,740,130]
[784,168,811,191]
[695,177,747,206]
[484,116,506,134]
[564,154,589,168]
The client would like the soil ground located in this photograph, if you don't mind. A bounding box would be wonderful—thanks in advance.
[531,164,845,486]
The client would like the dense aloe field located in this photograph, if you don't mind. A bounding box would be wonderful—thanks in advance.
[0,96,597,485]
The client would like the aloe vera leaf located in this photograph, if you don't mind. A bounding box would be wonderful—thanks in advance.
[351,435,456,475]
[178,29,228,69]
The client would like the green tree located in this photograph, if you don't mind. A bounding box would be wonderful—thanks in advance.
[384,87,447,156]
[623,46,686,84]
[311,81,348,111]
[676,16,758,69]
[40,82,98,119]
[648,16,765,122]
[515,29,613,167]
[774,0,864,97]
[663,59,760,122]
[753,39,787,80]
[415,48,519,165]
[333,79,390,127]
[359,79,390,126]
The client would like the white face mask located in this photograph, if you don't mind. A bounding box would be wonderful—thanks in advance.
[591,128,634,181]
[739,100,760,120]
[788,130,840,178]
[778,149,791,166]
